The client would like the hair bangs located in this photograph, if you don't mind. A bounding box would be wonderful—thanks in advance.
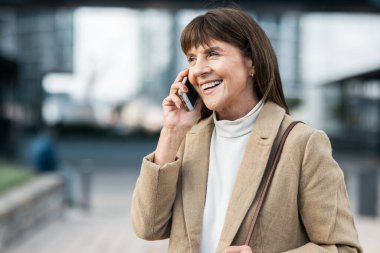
[180,15,219,54]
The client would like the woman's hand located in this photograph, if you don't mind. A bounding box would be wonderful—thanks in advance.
[162,68,203,130]
[153,69,203,165]
[222,245,253,253]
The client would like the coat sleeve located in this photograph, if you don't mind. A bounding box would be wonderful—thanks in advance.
[131,140,185,241]
[283,130,362,253]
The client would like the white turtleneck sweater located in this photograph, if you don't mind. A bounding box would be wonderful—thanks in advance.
[199,100,264,253]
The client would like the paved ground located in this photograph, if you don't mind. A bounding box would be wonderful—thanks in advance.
[4,168,168,253]
[4,136,379,253]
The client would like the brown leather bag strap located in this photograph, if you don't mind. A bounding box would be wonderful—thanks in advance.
[244,121,303,245]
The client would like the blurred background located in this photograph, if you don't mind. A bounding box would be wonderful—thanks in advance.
[0,0,379,252]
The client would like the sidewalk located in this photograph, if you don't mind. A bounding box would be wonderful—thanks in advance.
[3,168,168,253]
[3,167,379,253]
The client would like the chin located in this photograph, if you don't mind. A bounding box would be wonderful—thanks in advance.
[203,101,218,112]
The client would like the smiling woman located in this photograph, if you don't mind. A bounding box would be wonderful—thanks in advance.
[131,7,362,253]
[184,40,256,120]
[180,8,289,120]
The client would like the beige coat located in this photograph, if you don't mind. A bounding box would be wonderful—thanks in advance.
[131,102,362,253]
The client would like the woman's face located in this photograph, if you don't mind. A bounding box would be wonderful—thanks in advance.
[186,39,257,120]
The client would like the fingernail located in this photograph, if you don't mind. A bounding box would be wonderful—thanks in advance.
[182,85,188,92]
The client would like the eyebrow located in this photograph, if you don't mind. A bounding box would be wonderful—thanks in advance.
[204,46,223,54]
[186,46,224,57]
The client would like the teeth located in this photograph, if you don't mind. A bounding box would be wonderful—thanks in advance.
[201,80,222,90]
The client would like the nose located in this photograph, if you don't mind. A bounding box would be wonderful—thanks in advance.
[190,58,211,84]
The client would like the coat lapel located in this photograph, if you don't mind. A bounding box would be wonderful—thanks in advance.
[216,102,286,252]
[182,116,214,253]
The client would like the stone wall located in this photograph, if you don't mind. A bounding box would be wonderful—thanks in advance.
[0,174,65,250]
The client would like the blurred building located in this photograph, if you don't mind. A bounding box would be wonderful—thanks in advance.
[323,68,380,150]
[0,4,379,143]
[0,55,18,157]
[0,7,302,134]
[0,8,74,128]
[292,13,380,156]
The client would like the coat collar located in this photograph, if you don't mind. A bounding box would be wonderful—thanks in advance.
[182,101,286,253]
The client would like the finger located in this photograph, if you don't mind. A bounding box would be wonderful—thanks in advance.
[174,68,189,83]
[241,245,253,253]
[162,96,173,107]
[169,69,190,96]
[162,95,178,108]
[169,83,190,100]
[168,93,183,110]
[169,81,183,96]
[222,246,243,253]
[180,78,189,93]
[222,246,253,253]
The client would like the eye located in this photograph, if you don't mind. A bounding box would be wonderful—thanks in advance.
[207,51,219,58]
[187,56,196,64]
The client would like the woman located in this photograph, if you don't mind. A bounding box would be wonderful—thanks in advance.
[131,8,362,253]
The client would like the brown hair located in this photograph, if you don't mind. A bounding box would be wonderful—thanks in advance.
[180,7,289,118]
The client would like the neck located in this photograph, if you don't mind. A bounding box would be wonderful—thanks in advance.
[216,96,259,121]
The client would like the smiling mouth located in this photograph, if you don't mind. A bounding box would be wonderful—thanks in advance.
[201,80,222,90]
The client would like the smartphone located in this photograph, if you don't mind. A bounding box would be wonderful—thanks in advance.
[178,76,199,111]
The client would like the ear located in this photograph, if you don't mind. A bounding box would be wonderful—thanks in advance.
[249,65,255,77]
[245,57,254,74]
